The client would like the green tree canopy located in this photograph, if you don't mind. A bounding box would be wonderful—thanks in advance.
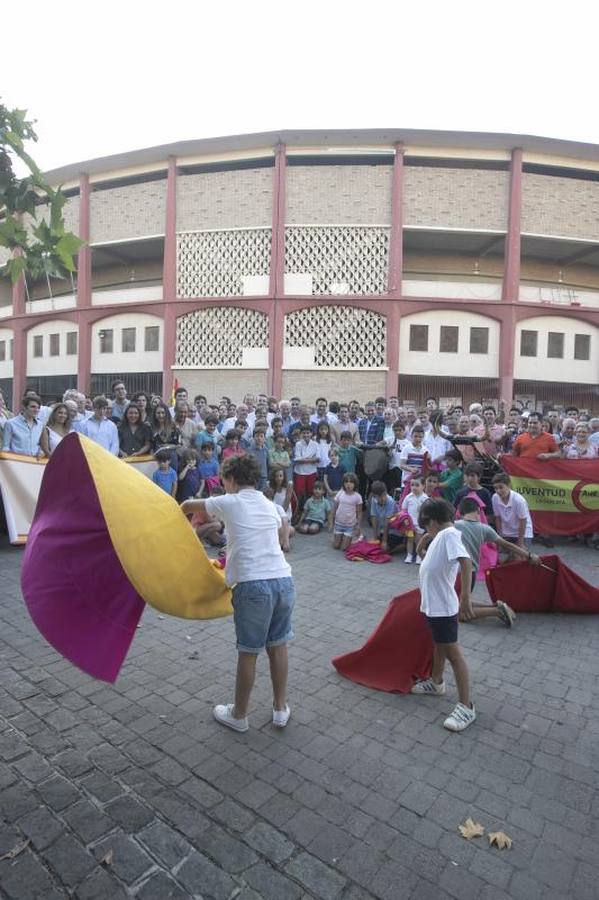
[0,101,83,290]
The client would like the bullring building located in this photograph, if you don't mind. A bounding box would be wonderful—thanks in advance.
[1,129,599,410]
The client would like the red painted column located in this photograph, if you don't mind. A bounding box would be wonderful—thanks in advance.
[502,148,523,302]
[269,144,286,395]
[162,157,178,400]
[388,143,404,296]
[11,321,27,406]
[77,313,92,395]
[385,303,400,398]
[499,148,523,401]
[77,174,92,308]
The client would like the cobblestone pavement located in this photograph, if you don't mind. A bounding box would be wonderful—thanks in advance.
[1,531,599,900]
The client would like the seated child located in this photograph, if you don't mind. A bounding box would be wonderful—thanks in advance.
[424,472,441,498]
[401,475,427,563]
[152,448,178,497]
[268,465,295,516]
[264,486,294,552]
[323,448,345,496]
[177,447,201,502]
[190,485,226,547]
[369,480,401,552]
[197,441,221,496]
[453,462,493,520]
[297,481,332,534]
[332,473,363,550]
[438,449,464,504]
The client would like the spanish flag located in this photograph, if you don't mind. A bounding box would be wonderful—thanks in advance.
[170,377,180,407]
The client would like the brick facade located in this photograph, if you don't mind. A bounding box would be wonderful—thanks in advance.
[522,173,599,241]
[176,169,273,231]
[90,181,167,243]
[403,167,510,231]
[281,370,387,405]
[285,165,393,225]
[171,368,268,403]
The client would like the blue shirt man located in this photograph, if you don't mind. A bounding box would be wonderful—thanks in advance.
[358,404,385,446]
[2,398,44,456]
[82,398,119,455]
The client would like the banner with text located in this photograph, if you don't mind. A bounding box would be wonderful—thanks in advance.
[0,452,157,545]
[502,457,599,536]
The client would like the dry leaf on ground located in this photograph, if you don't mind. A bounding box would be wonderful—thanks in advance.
[488,830,513,849]
[101,849,114,866]
[0,839,30,861]
[458,818,485,839]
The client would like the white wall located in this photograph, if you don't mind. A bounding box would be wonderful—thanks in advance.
[91,285,163,306]
[26,320,78,377]
[91,312,163,374]
[399,310,500,377]
[0,327,13,379]
[514,315,598,384]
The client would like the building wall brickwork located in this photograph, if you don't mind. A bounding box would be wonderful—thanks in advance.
[522,174,599,241]
[62,196,80,235]
[176,169,273,231]
[281,369,386,404]
[171,368,268,403]
[285,165,393,224]
[90,181,167,243]
[403,167,509,231]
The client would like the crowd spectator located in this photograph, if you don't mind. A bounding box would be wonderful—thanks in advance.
[2,394,44,456]
[82,396,119,455]
[118,403,152,457]
[39,403,71,456]
[111,381,129,422]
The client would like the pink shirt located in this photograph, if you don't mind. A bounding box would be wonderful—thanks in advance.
[334,489,362,526]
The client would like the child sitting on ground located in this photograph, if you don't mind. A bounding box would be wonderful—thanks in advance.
[453,462,493,520]
[438,449,464,505]
[401,475,427,563]
[323,448,345,496]
[331,473,363,550]
[369,480,402,553]
[197,441,221,496]
[177,447,201,502]
[152,448,178,497]
[190,485,226,547]
[296,481,332,534]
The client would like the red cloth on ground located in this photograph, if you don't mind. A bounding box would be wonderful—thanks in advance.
[344,540,392,564]
[485,554,599,613]
[332,590,433,692]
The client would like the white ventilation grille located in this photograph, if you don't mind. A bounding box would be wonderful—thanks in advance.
[176,307,268,367]
[284,226,390,295]
[284,305,386,368]
[177,228,271,298]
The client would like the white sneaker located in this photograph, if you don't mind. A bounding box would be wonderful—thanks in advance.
[443,702,476,732]
[415,555,422,565]
[272,704,291,728]
[213,703,248,732]
[404,554,413,564]
[411,678,446,695]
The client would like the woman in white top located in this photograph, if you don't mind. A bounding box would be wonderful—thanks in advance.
[564,423,597,459]
[382,407,397,444]
[424,411,452,469]
[39,403,71,456]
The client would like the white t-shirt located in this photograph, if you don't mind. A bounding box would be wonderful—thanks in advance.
[388,437,408,469]
[419,526,469,617]
[491,490,533,539]
[204,489,291,586]
[423,431,452,462]
[293,439,319,475]
[401,492,427,534]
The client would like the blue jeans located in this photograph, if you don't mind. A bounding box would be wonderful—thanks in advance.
[232,577,295,654]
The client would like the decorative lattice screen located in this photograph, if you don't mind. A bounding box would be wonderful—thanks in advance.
[176,307,268,367]
[285,305,386,368]
[285,226,390,295]
[177,229,271,298]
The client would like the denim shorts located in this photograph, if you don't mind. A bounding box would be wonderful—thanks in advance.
[425,614,458,644]
[232,577,295,654]
[334,522,355,536]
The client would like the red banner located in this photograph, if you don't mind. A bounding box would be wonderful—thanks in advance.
[501,457,599,536]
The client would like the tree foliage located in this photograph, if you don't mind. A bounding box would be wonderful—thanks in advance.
[0,101,83,287]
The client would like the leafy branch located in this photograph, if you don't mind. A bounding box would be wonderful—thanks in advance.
[0,101,84,289]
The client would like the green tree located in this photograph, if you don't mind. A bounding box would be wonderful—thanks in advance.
[0,101,83,293]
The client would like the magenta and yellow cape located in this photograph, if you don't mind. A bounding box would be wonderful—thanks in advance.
[21,433,232,683]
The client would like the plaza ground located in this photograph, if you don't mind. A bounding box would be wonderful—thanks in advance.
[1,531,598,900]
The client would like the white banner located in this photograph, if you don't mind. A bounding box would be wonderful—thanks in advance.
[0,452,157,545]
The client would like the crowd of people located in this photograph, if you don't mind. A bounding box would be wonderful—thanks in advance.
[2,381,598,734]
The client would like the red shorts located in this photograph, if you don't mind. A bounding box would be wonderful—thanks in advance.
[294,472,317,500]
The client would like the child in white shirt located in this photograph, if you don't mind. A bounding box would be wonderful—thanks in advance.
[401,476,427,564]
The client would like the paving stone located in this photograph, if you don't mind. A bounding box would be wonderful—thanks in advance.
[92,832,153,884]
[52,748,94,778]
[43,833,97,888]
[177,849,236,899]
[212,797,256,833]
[80,771,124,803]
[0,782,39,821]
[0,849,68,900]
[104,794,153,831]
[0,822,21,856]
[36,774,80,812]
[62,799,115,844]
[19,806,65,850]
[244,861,303,900]
[285,851,347,900]
[136,871,189,900]
[138,820,191,869]
[12,750,52,783]
[245,820,296,864]
[73,866,129,900]
[196,823,259,873]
